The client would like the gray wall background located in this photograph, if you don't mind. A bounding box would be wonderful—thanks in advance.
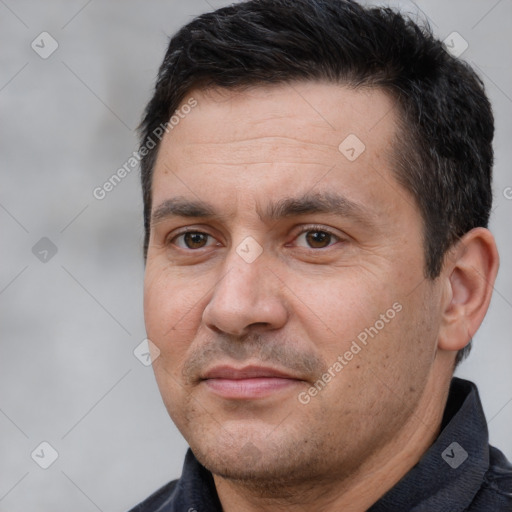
[1,1,511,510]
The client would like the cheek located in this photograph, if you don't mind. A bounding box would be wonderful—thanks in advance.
[143,267,204,413]
[144,267,172,341]
[291,269,427,398]
[291,271,397,346]
[143,265,204,359]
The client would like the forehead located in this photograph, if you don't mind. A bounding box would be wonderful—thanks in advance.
[151,81,408,221]
[162,81,398,148]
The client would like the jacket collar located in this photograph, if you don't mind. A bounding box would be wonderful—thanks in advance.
[368,378,489,511]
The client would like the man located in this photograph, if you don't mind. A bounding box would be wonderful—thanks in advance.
[129,0,511,510]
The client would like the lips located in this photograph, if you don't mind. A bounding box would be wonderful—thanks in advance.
[201,365,303,399]
[203,365,298,380]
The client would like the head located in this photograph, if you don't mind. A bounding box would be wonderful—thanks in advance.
[140,0,498,492]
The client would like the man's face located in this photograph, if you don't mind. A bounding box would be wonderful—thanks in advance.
[144,82,444,483]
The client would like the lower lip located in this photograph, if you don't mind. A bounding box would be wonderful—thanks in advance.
[204,377,299,399]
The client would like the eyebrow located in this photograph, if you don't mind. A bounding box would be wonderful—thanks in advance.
[151,192,375,227]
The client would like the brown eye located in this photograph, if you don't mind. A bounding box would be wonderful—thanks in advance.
[295,229,339,249]
[173,232,215,249]
[306,231,331,248]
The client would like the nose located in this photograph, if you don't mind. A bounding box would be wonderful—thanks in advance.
[202,245,289,337]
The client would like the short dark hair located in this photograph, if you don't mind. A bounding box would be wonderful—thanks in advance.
[139,0,494,365]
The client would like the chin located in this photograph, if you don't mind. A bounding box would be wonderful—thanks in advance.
[188,425,329,488]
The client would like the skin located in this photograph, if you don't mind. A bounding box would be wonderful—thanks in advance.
[144,81,499,512]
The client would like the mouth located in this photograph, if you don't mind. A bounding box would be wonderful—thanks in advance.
[200,365,304,400]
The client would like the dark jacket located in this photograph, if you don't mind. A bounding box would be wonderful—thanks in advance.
[128,378,512,511]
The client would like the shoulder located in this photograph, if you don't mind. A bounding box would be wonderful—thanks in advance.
[127,479,179,512]
[125,449,222,512]
[468,445,512,511]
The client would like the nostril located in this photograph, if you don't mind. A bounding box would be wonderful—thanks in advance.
[247,322,271,330]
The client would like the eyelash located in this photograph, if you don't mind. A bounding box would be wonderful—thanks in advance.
[168,225,342,250]
[291,225,342,249]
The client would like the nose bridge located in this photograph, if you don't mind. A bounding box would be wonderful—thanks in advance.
[202,239,288,335]
[216,240,267,308]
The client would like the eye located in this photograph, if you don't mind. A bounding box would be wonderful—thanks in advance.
[294,228,341,249]
[171,231,218,250]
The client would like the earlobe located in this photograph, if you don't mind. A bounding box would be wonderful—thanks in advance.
[438,227,499,353]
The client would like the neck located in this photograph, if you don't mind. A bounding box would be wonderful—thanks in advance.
[213,365,453,512]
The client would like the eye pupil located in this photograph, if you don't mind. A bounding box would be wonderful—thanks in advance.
[184,232,207,249]
[306,231,331,248]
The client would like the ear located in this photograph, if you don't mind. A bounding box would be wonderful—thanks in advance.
[438,227,499,353]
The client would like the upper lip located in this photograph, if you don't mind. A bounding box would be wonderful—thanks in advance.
[202,365,301,380]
